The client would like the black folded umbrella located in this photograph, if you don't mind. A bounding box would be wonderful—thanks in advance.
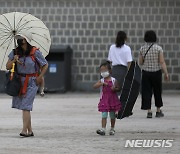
[117,61,141,119]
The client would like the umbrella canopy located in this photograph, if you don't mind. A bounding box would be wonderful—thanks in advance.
[0,12,51,70]
[117,61,141,119]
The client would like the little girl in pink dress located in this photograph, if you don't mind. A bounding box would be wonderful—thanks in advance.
[93,61,121,135]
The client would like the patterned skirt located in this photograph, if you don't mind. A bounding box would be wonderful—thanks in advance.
[12,77,38,111]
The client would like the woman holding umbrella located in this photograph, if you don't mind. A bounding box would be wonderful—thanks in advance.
[6,32,48,137]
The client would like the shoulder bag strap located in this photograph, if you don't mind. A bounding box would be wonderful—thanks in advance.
[143,43,154,62]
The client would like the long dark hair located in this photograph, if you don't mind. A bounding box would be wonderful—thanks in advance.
[14,39,33,57]
[115,31,127,48]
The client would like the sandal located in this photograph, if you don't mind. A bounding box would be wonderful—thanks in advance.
[27,132,34,137]
[19,133,28,137]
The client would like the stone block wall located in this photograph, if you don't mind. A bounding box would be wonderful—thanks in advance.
[0,0,180,91]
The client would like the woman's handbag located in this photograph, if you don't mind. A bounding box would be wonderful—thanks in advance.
[5,63,21,96]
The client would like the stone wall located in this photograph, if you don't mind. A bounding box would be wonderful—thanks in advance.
[0,0,180,91]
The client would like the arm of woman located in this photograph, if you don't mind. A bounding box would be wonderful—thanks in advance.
[6,55,19,70]
[6,59,15,70]
[138,54,144,65]
[34,50,48,85]
[36,63,48,85]
[127,61,132,70]
[159,52,169,81]
[126,47,133,70]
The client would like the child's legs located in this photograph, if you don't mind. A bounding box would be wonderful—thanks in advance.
[110,112,116,128]
[102,112,108,128]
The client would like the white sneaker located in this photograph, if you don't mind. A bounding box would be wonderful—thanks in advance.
[109,129,115,135]
[96,129,106,136]
[40,91,45,97]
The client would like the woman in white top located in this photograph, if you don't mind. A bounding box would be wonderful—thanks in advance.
[108,31,133,91]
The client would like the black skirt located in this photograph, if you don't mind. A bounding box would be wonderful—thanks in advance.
[112,65,127,92]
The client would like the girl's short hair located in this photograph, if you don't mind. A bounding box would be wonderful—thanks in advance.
[144,30,157,43]
[115,31,127,48]
[100,61,111,70]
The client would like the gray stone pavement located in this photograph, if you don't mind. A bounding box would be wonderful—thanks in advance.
[0,91,179,154]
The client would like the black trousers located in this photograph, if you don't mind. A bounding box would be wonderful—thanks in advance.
[141,70,163,110]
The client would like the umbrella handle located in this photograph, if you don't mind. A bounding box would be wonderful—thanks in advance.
[10,63,15,81]
[11,63,15,73]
